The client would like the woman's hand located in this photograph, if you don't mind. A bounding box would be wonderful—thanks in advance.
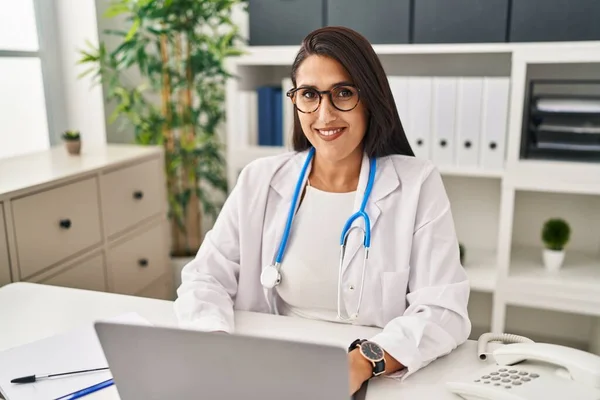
[348,349,373,395]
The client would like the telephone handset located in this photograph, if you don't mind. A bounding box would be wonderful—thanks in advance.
[446,333,600,400]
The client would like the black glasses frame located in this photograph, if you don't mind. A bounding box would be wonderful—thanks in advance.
[285,84,361,113]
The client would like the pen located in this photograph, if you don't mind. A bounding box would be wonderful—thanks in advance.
[10,367,110,383]
[53,378,114,400]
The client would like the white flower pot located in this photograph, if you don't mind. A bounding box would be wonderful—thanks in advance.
[542,249,565,272]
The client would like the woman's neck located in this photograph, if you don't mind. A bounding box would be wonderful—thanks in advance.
[309,149,362,193]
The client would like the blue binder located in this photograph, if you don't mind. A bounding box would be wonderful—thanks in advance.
[257,86,284,146]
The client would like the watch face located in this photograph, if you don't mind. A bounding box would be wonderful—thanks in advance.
[361,341,384,361]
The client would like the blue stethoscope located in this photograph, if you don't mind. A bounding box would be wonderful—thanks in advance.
[260,147,377,321]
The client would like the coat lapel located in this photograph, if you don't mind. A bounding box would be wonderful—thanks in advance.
[340,154,399,278]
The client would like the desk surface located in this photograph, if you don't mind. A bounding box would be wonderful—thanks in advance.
[0,282,491,399]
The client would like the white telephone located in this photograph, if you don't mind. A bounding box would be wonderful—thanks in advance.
[446,332,600,400]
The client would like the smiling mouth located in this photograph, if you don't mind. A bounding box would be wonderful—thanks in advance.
[316,127,346,141]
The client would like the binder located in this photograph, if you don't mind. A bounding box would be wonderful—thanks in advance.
[388,75,410,129]
[407,77,433,160]
[257,86,284,147]
[257,86,274,146]
[480,77,510,170]
[282,78,294,150]
[239,91,258,146]
[455,77,484,168]
[432,77,457,166]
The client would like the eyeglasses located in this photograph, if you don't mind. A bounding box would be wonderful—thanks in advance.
[286,84,360,113]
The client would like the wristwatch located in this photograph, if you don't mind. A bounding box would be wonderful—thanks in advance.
[349,339,386,377]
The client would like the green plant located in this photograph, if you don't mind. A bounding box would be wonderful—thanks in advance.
[78,0,247,256]
[62,130,80,141]
[542,218,571,251]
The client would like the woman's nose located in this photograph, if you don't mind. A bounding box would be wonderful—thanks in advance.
[317,95,337,123]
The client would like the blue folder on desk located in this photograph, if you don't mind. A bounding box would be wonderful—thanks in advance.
[0,313,150,400]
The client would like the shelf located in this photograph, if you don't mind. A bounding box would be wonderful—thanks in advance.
[438,165,503,179]
[231,41,600,66]
[463,248,498,293]
[229,146,504,179]
[505,160,600,195]
[503,246,600,316]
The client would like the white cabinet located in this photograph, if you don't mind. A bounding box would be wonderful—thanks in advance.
[0,144,172,300]
[0,203,10,286]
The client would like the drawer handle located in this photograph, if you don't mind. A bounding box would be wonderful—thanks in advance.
[138,258,149,267]
[133,190,144,200]
[59,219,72,229]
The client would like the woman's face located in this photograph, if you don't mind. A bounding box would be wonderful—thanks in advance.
[294,55,367,163]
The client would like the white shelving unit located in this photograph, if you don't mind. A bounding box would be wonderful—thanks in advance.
[225,40,600,354]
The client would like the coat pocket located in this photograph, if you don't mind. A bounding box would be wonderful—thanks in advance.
[380,270,410,324]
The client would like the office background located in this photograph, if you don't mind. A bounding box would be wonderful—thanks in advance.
[0,0,599,357]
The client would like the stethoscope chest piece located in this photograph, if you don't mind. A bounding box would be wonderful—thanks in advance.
[260,264,281,289]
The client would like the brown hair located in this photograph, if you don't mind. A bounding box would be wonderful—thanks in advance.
[290,26,414,158]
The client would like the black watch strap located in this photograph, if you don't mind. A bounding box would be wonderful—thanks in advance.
[348,338,366,352]
[372,359,385,376]
[348,339,386,377]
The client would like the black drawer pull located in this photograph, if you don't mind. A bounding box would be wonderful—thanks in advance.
[440,139,447,147]
[59,219,72,229]
[464,140,472,149]
[138,258,149,267]
[133,190,144,200]
[416,138,423,146]
[489,141,497,150]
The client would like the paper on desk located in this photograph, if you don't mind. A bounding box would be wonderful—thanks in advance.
[0,312,151,400]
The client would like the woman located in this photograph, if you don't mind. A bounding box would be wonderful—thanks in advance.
[174,26,471,395]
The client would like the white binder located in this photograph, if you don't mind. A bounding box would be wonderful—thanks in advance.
[388,75,410,131]
[455,77,484,168]
[281,77,294,150]
[432,77,457,166]
[407,77,433,160]
[238,90,258,147]
[481,77,510,170]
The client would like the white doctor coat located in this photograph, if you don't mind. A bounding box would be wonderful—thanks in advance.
[174,149,471,380]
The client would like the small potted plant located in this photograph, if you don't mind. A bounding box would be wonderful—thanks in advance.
[541,218,571,272]
[62,130,81,155]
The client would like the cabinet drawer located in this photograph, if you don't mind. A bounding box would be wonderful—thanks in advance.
[108,223,169,295]
[40,253,107,292]
[136,273,174,301]
[413,0,509,44]
[509,0,600,42]
[327,0,410,44]
[0,203,11,286]
[101,157,164,237]
[249,0,324,46]
[12,178,102,279]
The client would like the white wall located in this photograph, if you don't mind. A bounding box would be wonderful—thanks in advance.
[53,0,107,150]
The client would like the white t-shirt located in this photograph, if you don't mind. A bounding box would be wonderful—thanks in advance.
[276,183,356,323]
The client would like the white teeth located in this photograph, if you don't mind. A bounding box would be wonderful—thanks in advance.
[319,128,343,136]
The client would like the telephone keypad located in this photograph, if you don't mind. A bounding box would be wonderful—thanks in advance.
[475,367,540,389]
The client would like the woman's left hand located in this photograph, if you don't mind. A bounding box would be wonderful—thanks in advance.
[348,349,373,395]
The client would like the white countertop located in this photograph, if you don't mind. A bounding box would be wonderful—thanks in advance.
[0,144,162,199]
[0,282,492,399]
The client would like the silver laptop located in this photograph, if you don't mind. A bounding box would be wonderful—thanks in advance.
[94,321,354,400]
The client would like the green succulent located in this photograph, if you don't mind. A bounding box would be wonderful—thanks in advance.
[542,218,571,251]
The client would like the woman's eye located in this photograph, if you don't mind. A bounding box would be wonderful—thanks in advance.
[301,90,317,99]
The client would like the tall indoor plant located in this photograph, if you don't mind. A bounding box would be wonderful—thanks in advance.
[79,0,246,257]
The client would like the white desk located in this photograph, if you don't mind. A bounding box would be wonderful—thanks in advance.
[0,282,493,399]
